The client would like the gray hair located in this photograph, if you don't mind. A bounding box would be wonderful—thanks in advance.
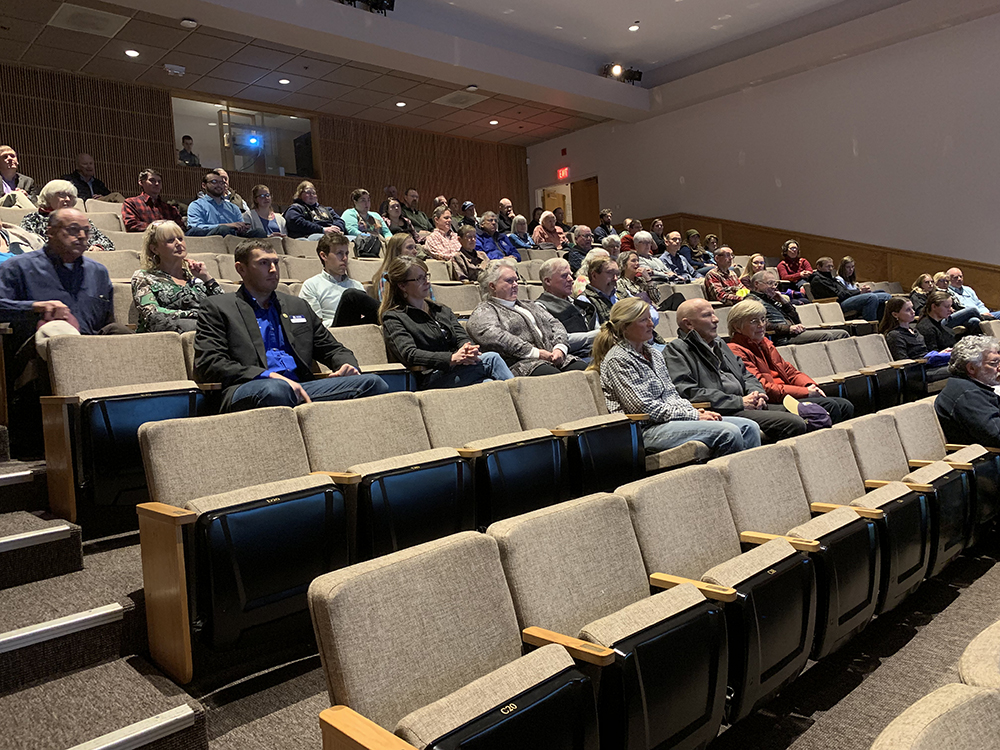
[750,270,776,286]
[728,299,767,332]
[632,230,653,245]
[480,211,497,223]
[478,258,518,299]
[948,335,1000,375]
[39,179,78,208]
[512,214,527,232]
[577,249,611,279]
[601,235,621,253]
[539,256,569,282]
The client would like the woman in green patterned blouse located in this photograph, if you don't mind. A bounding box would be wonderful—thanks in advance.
[131,220,223,332]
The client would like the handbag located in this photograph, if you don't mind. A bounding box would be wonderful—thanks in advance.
[353,234,382,259]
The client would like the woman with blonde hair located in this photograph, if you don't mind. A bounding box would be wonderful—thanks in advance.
[590,297,760,455]
[20,179,114,251]
[740,253,767,288]
[380,256,512,389]
[242,184,286,237]
[131,220,222,332]
[372,232,419,301]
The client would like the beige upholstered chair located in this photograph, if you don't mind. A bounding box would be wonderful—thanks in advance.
[960,620,1000,690]
[223,234,284,254]
[282,238,317,257]
[429,283,482,316]
[318,324,411,389]
[311,532,599,750]
[111,282,137,328]
[817,300,876,331]
[826,335,900,408]
[185,253,221,281]
[84,199,123,214]
[280,255,319,284]
[104,230,144,252]
[871,683,1000,750]
[346,258,381,283]
[791,340,874,410]
[87,212,123,233]
[182,235,227,254]
[214,254,239,282]
[83,249,140,281]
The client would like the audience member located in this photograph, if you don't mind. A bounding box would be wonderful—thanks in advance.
[210,168,247,212]
[508,214,538,253]
[934,336,1000,448]
[242,184,286,237]
[916,289,960,352]
[432,195,447,211]
[195,239,388,411]
[497,198,515,233]
[837,255,892,308]
[448,197,461,215]
[0,146,37,208]
[467,259,587,376]
[618,218,641,254]
[591,297,760,456]
[451,225,489,283]
[650,219,667,255]
[703,234,720,255]
[536,257,600,357]
[401,187,433,236]
[342,188,391,254]
[703,246,745,305]
[380,256,512,389]
[457,201,478,230]
[131,220,223,333]
[948,267,999,319]
[378,185,397,216]
[20,180,114,251]
[601,234,621,261]
[0,223,39,261]
[934,271,950,291]
[664,298,807,441]
[581,256,621,324]
[661,231,695,282]
[573,248,611,296]
[62,153,118,201]
[383,197,416,239]
[879,297,951,381]
[617,250,660,310]
[776,239,813,291]
[563,224,594,273]
[373,233,419,300]
[910,274,933,316]
[532,210,566,248]
[476,212,518,260]
[593,208,618,241]
[727,299,853,423]
[282,181,345,241]
[553,206,571,232]
[748,270,847,344]
[810,256,886,321]
[187,172,265,238]
[424,205,461,261]
[122,168,183,233]
[633,230,677,281]
[679,229,714,277]
[299,233,378,327]
[740,254,767,288]
[177,136,201,167]
[527,207,543,234]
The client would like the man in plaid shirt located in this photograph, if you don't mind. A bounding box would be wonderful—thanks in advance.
[122,168,183,232]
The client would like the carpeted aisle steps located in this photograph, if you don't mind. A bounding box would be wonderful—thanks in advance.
[1,656,207,750]
[0,510,83,588]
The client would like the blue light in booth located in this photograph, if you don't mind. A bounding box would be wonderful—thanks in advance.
[249,137,259,145]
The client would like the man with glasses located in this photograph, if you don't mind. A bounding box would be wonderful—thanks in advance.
[475,212,517,261]
[186,172,264,237]
[564,224,595,274]
[748,270,848,345]
[935,335,1000,448]
[122,168,183,232]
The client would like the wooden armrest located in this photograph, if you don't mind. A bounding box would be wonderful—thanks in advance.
[550,428,576,437]
[888,361,909,369]
[40,395,80,405]
[320,706,417,750]
[689,402,711,409]
[522,626,615,666]
[364,363,407,374]
[864,479,934,492]
[197,382,222,391]
[813,297,838,304]
[311,470,363,485]
[626,413,649,421]
[914,358,928,364]
[136,502,197,525]
[857,367,880,375]
[456,448,482,459]
[649,572,737,602]
[810,502,884,519]
[739,530,820,552]
[909,458,973,471]
[946,444,1000,454]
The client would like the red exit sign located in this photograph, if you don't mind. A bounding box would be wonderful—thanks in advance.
[557,166,569,181]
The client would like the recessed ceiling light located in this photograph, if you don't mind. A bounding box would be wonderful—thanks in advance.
[180,18,198,29]
[628,23,640,32]
[214,103,224,108]
[396,101,406,107]
[554,25,563,30]
[124,49,140,58]
[208,122,216,126]
[289,116,298,119]
[718,14,731,20]
[278,78,290,85]
[489,120,499,125]
[711,24,724,29]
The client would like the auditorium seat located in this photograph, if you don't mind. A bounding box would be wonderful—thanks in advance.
[111,281,137,328]
[103,230,144,252]
[871,683,1000,750]
[826,336,902,409]
[816,301,876,335]
[84,199,123,214]
[526,247,559,261]
[185,253,221,281]
[488,493,727,750]
[311,532,600,750]
[654,309,678,341]
[791,341,872,411]
[41,332,207,525]
[283,238,317,258]
[716,305,731,338]
[524,284,545,300]
[280,255,318,284]
[346,258,381,284]
[794,303,836,331]
[429,283,481,316]
[296,393,474,559]
[0,206,31,225]
[323,324,414,391]
[87,212,123,233]
[183,235,227,254]
[960,619,1000,689]
[854,333,928,400]
[224,234,283,255]
[83,249,140,281]
[836,413,970,578]
[423,258,451,282]
[214,254,239,282]
[137,406,346,684]
[712,446,880,659]
[618,465,817,724]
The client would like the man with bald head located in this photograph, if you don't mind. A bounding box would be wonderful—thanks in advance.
[62,153,112,201]
[663,298,807,441]
[564,224,595,275]
[948,267,999,320]
[497,198,515,233]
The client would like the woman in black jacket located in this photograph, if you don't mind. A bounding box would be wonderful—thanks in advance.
[379,257,513,389]
[879,297,950,381]
[915,290,960,352]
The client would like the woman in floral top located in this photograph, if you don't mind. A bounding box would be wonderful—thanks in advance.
[131,220,222,332]
[20,179,114,251]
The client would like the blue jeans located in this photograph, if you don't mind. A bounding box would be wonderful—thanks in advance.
[186,225,266,237]
[228,373,389,411]
[418,351,514,389]
[641,416,761,457]
[946,306,982,333]
[840,292,888,322]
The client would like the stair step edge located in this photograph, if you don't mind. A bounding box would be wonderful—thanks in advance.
[0,524,74,552]
[68,704,197,750]
[0,603,123,654]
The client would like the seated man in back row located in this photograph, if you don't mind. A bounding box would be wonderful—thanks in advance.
[186,172,264,238]
[299,233,379,327]
[195,239,388,412]
[664,298,807,442]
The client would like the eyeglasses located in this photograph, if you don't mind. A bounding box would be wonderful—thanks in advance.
[61,225,93,238]
[205,179,224,185]
[983,358,1000,369]
[404,273,428,284]
[257,192,271,199]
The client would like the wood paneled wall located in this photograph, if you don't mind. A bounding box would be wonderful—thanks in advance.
[646,212,1000,310]
[0,62,527,214]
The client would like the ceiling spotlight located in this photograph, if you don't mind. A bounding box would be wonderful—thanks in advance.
[395,101,406,107]
[602,63,623,78]
[207,122,216,126]
[180,18,198,29]
[124,49,140,58]
[601,63,642,84]
[489,120,499,125]
[628,23,640,32]
[278,78,291,85]
[465,84,479,92]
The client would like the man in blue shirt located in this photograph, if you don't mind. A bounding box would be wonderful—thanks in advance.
[194,239,387,412]
[186,172,265,238]
[948,267,999,320]
[475,212,519,261]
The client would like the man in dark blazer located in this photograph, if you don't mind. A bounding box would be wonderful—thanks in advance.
[195,239,388,412]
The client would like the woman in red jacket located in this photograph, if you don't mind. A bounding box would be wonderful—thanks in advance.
[776,239,814,291]
[726,299,854,423]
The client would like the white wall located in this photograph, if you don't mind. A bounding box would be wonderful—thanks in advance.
[527,14,1000,264]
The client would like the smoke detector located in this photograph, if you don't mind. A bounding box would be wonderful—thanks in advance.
[163,64,186,77]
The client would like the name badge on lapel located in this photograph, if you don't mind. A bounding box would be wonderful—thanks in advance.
[289,315,307,323]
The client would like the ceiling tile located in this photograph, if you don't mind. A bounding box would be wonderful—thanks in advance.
[419,119,463,134]
[423,78,459,89]
[525,125,569,139]
[136,67,200,89]
[477,116,515,128]
[501,134,539,147]
[549,115,594,130]
[322,66,382,87]
[337,88,388,107]
[188,76,247,97]
[500,120,541,134]
[300,79,354,99]
[19,44,91,72]
[465,98,511,115]
[155,50,220,77]
[97,38,166,62]
[228,45,296,70]
[493,94,527,104]
[387,113,434,129]
[403,83,455,102]
[81,56,146,81]
[71,0,133,15]
[255,71,307,92]
[0,41,29,62]
[349,61,392,74]
[132,10,182,27]
[496,104,547,120]
[173,32,246,60]
[0,0,63,24]
[277,56,340,79]
[406,102,456,120]
[210,61,268,85]
[252,38,301,55]
[34,26,106,54]
[0,18,43,44]
[440,109,484,125]
[373,95,423,111]
[552,107,578,116]
[318,100,367,118]
[116,19,190,48]
[301,51,351,65]
[524,110,571,126]
[353,107,398,123]
[391,69,427,83]
[446,124,491,139]
[276,92,329,111]
[472,129,511,142]
[198,27,253,44]
[235,85,288,104]
[366,75,418,95]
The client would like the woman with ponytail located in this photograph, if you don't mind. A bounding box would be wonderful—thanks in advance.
[590,297,760,456]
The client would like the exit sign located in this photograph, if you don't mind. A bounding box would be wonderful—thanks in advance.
[557,166,569,181]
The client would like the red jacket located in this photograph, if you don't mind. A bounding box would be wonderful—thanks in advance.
[728,332,816,401]
[777,257,813,283]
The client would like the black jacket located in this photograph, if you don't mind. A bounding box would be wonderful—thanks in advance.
[884,326,929,360]
[935,375,1000,448]
[663,329,765,414]
[195,286,358,410]
[62,171,110,201]
[750,290,800,342]
[283,200,346,239]
[915,315,956,351]
[809,270,858,303]
[536,292,597,334]
[380,300,468,375]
